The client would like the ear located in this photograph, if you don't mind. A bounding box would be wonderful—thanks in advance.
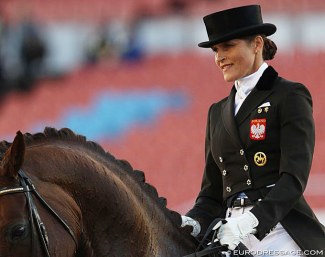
[254,35,264,53]
[1,131,25,178]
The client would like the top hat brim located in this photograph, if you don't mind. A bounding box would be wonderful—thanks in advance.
[198,23,276,48]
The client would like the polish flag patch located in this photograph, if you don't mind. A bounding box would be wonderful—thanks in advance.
[250,119,266,140]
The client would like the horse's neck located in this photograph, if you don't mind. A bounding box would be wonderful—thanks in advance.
[26,146,195,256]
[73,159,194,256]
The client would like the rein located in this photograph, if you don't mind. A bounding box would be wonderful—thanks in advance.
[0,169,78,256]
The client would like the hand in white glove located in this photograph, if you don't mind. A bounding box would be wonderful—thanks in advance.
[217,211,258,250]
[181,215,201,237]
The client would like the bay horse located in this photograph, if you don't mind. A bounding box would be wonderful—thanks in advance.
[0,127,197,257]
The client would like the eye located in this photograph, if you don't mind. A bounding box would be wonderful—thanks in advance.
[6,224,29,243]
[13,225,27,238]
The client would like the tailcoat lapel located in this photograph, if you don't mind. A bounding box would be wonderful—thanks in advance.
[221,86,242,148]
[235,88,272,125]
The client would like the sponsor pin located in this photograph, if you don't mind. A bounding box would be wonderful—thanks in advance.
[254,152,267,166]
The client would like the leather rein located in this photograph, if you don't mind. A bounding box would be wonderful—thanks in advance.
[0,169,78,256]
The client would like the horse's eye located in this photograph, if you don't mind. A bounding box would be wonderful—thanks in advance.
[12,225,27,238]
[6,224,29,243]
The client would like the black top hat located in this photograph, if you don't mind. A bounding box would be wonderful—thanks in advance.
[198,5,276,48]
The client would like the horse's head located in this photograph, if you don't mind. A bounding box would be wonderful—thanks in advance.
[0,131,31,256]
[0,130,82,257]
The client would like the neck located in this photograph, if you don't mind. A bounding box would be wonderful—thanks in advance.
[24,144,195,256]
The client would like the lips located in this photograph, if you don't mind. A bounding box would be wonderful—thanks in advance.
[220,64,232,72]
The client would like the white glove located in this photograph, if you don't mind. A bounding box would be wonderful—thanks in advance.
[181,215,201,237]
[217,211,258,250]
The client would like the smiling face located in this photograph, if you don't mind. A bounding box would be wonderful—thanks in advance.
[212,36,264,82]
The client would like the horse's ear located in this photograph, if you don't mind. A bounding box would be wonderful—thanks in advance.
[1,131,25,178]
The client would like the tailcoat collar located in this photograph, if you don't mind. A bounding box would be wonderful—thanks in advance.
[255,66,278,90]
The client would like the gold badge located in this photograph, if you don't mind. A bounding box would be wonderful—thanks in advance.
[258,108,262,113]
[254,152,267,166]
[264,107,269,113]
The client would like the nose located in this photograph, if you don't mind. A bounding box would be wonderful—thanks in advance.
[215,53,225,66]
[216,54,226,62]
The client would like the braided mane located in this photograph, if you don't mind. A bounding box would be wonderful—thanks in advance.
[0,127,181,225]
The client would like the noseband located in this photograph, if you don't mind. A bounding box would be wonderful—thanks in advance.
[0,169,77,256]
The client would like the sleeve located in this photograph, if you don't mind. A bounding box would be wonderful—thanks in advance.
[250,83,315,240]
[186,104,227,234]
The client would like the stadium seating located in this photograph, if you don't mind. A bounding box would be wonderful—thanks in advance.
[1,52,324,211]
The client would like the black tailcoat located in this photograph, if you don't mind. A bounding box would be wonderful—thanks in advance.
[187,66,325,254]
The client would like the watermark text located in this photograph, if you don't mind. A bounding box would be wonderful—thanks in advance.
[232,249,324,256]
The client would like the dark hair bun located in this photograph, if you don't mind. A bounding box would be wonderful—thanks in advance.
[263,37,277,60]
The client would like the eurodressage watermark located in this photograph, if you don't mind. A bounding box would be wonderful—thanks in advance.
[232,249,324,256]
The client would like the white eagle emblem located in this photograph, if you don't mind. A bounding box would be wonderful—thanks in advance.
[250,119,266,140]
[251,123,265,139]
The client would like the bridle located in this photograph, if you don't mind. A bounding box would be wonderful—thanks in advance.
[0,169,78,257]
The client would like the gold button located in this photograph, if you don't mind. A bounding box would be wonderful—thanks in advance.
[226,187,231,192]
[243,165,249,171]
[247,179,251,185]
[222,170,227,176]
[240,149,244,155]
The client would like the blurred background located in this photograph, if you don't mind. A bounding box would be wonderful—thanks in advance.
[0,0,324,223]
